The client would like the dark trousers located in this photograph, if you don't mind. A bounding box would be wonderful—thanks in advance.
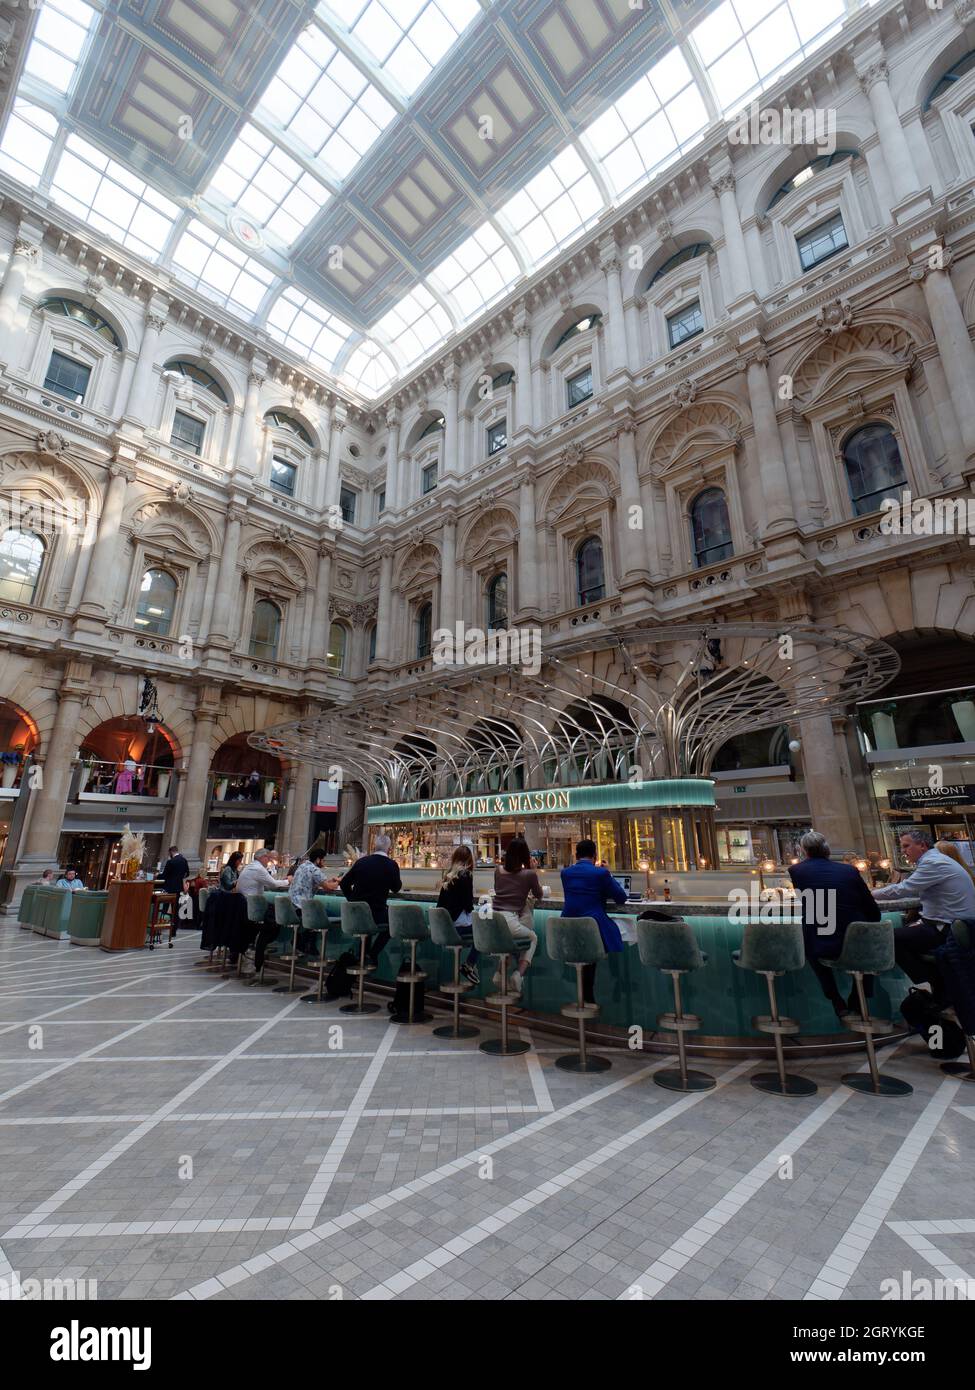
[229,902,279,969]
[894,917,949,992]
[807,953,872,1008]
[581,961,597,1004]
[368,927,389,967]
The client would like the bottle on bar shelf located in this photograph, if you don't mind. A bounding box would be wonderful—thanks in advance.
[662,879,671,902]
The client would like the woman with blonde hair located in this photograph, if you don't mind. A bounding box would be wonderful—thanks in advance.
[935,839,975,884]
[437,844,480,985]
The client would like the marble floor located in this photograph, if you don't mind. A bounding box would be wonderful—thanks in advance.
[0,927,972,1303]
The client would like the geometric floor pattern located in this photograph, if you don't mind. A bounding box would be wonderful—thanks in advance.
[1,928,972,1301]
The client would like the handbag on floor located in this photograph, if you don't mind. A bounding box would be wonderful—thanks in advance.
[389,963,425,1019]
[325,951,355,999]
[900,987,966,1060]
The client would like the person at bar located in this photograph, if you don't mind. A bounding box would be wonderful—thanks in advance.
[873,828,975,1000]
[560,839,627,1004]
[437,844,479,985]
[788,829,881,1020]
[339,832,401,967]
[493,836,542,997]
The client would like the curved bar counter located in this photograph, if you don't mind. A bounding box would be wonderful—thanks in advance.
[304,893,912,1056]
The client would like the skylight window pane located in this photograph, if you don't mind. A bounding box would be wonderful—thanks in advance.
[266,287,352,371]
[204,124,329,249]
[429,221,520,323]
[341,339,396,398]
[21,0,96,97]
[48,134,179,260]
[343,0,479,98]
[499,145,603,269]
[375,285,452,369]
[691,1,842,116]
[0,99,58,187]
[172,220,275,318]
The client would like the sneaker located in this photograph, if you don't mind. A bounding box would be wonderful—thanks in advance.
[491,970,501,990]
[509,970,523,997]
[461,962,479,987]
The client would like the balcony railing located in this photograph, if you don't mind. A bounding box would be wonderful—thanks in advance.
[209,772,283,807]
[78,760,176,800]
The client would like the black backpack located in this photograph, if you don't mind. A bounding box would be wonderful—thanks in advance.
[388,963,425,1020]
[325,951,355,999]
[900,988,966,1060]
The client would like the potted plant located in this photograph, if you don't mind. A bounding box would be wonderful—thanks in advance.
[77,753,95,793]
[263,778,276,803]
[214,776,229,801]
[155,769,171,798]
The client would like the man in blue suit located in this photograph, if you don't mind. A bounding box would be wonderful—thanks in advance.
[788,829,881,1019]
[560,839,628,1003]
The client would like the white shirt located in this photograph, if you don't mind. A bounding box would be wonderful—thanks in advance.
[236,859,289,896]
[874,847,975,924]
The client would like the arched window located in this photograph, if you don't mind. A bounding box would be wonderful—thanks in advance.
[135,568,177,635]
[39,298,120,347]
[576,536,605,606]
[648,243,711,288]
[265,410,313,446]
[415,602,432,659]
[487,573,508,630]
[0,529,44,605]
[419,414,445,439]
[767,150,860,210]
[367,623,377,665]
[690,488,733,568]
[326,622,346,672]
[554,314,601,350]
[842,424,908,517]
[163,360,228,402]
[249,599,281,661]
[924,51,975,109]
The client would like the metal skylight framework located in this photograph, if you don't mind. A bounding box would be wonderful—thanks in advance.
[0,0,882,398]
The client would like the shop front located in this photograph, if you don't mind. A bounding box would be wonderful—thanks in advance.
[867,758,975,867]
[368,779,717,872]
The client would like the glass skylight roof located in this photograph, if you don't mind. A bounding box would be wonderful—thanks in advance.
[374,284,453,371]
[499,147,603,268]
[257,25,396,180]
[50,134,180,261]
[22,0,96,97]
[0,100,58,189]
[205,125,330,248]
[171,220,276,319]
[342,339,397,396]
[689,0,847,115]
[584,47,710,202]
[429,223,521,323]
[266,287,352,370]
[325,0,480,98]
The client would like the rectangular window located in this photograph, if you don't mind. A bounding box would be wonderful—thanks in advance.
[667,300,704,348]
[270,456,297,496]
[44,350,90,403]
[339,486,357,524]
[377,488,386,515]
[566,367,593,409]
[797,213,848,272]
[487,419,507,455]
[422,462,438,495]
[171,410,205,456]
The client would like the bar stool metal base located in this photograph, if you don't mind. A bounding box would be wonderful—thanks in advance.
[940,1062,975,1080]
[654,1067,715,1092]
[390,1010,433,1024]
[433,1022,479,1039]
[272,980,308,994]
[340,1000,380,1014]
[479,1036,530,1056]
[555,1051,610,1073]
[841,1072,913,1097]
[751,1071,818,1097]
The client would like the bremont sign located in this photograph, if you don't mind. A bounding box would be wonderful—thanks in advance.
[419,790,571,820]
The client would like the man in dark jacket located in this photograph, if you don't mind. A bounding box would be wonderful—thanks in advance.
[160,845,189,896]
[789,829,881,1018]
[339,833,402,966]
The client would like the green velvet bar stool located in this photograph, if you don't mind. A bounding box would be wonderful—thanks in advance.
[272,894,305,994]
[18,886,36,930]
[239,893,273,986]
[546,916,609,1073]
[941,919,975,1083]
[637,913,714,1092]
[389,903,433,1024]
[340,900,381,1015]
[734,921,817,1098]
[825,920,913,1097]
[428,907,478,1039]
[472,912,530,1057]
[298,897,331,1005]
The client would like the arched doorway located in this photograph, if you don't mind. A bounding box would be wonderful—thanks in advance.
[0,698,38,865]
[206,734,285,874]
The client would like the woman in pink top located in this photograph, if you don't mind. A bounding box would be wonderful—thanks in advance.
[492,837,541,997]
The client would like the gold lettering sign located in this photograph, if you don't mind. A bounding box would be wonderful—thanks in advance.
[417,790,570,820]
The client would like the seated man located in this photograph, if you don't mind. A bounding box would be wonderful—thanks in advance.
[233,848,291,974]
[339,833,401,967]
[788,829,881,1020]
[560,839,627,1004]
[874,829,975,1001]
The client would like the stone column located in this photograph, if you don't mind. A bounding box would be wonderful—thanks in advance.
[308,538,333,665]
[18,662,91,864]
[207,503,244,646]
[517,465,540,618]
[0,225,41,354]
[123,297,168,426]
[443,362,459,478]
[514,319,532,432]
[173,686,222,868]
[439,512,457,634]
[616,421,648,581]
[235,359,266,478]
[284,759,315,857]
[857,56,921,205]
[744,349,797,534]
[910,252,975,459]
[77,461,133,620]
[797,712,859,852]
[601,242,628,375]
[374,544,394,665]
[711,167,750,302]
[384,407,400,513]
[325,404,345,514]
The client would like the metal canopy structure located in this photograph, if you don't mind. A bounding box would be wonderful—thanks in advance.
[250,622,900,807]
